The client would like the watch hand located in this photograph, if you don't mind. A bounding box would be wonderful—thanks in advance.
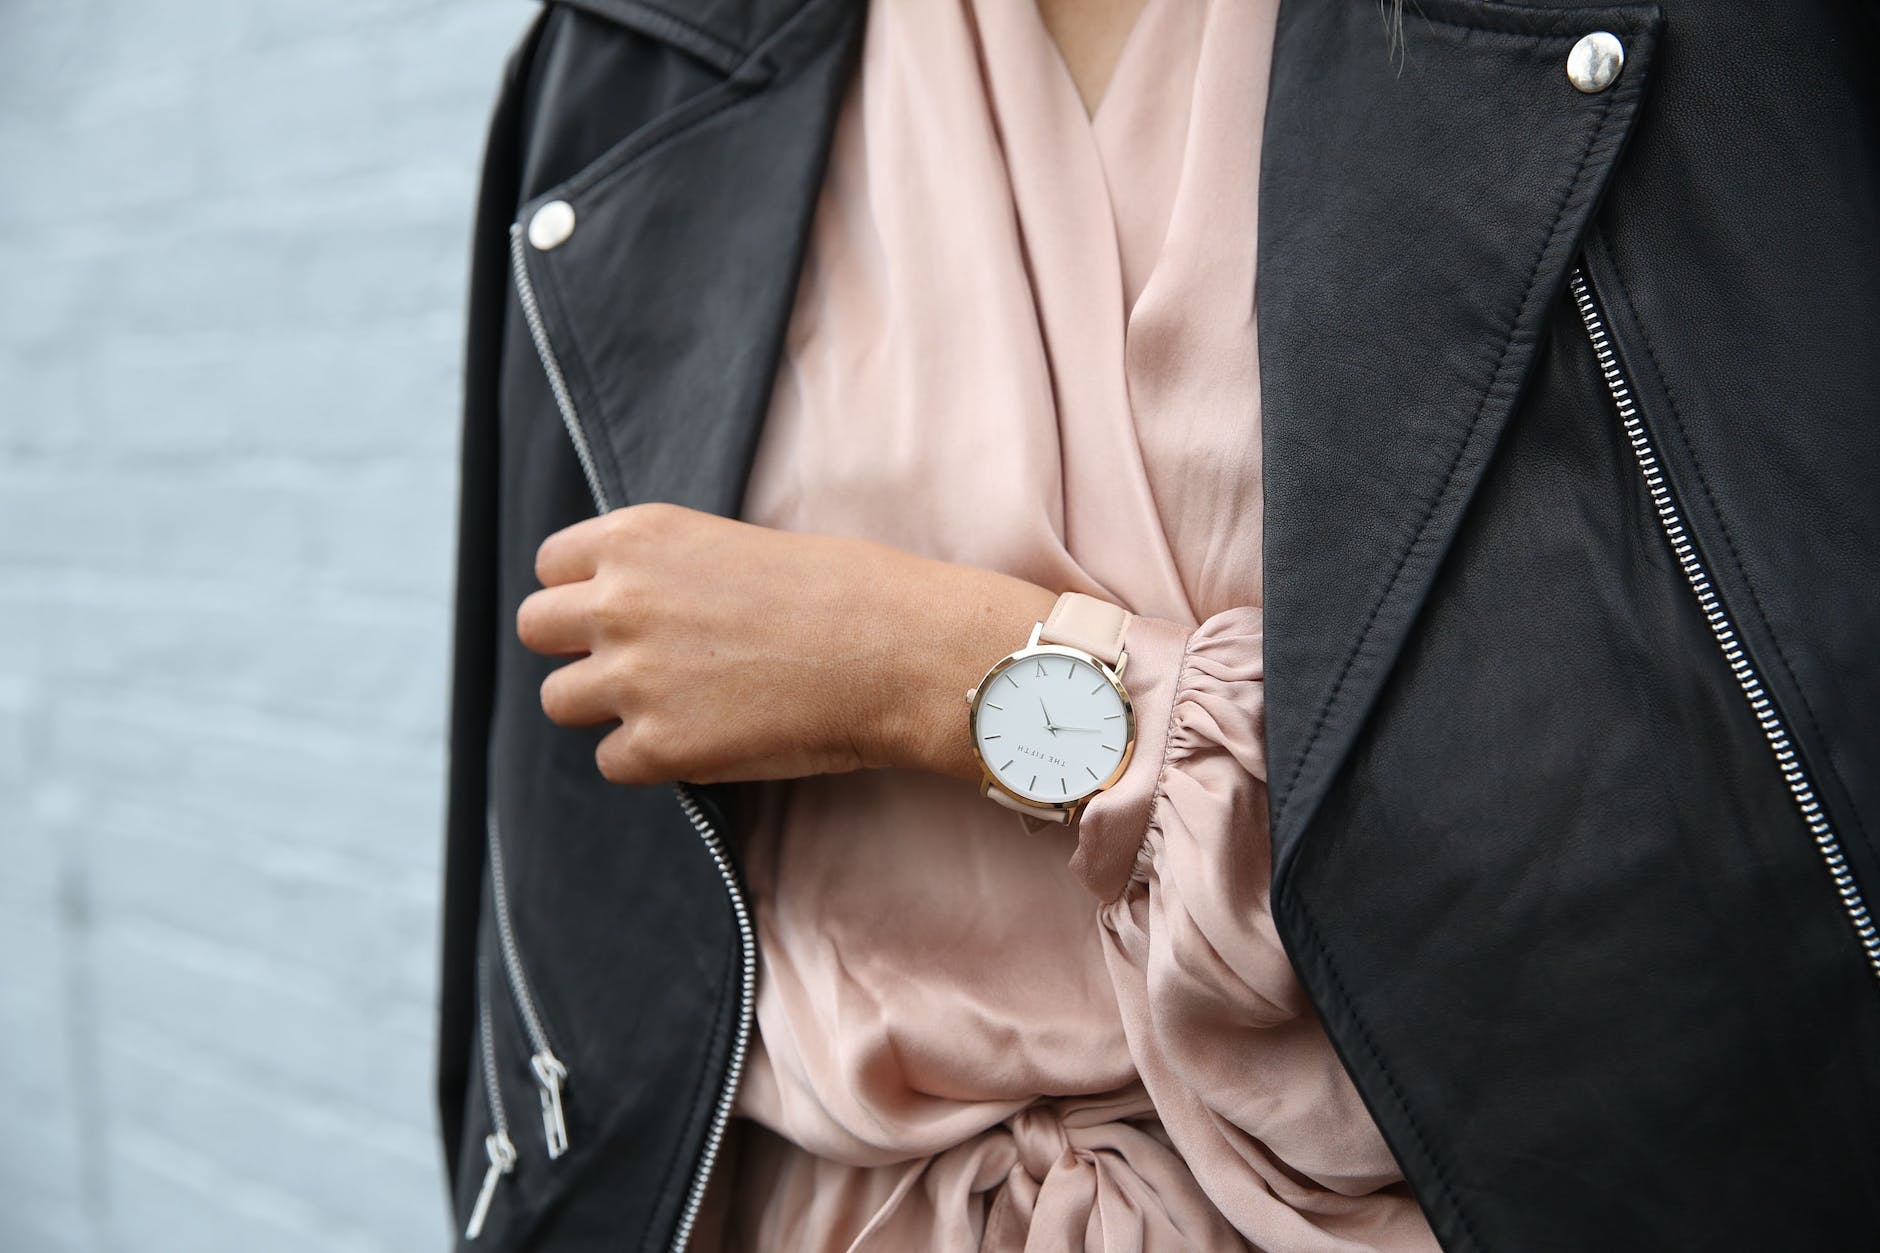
[1038,697,1058,735]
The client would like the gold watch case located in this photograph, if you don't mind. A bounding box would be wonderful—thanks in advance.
[964,623,1137,813]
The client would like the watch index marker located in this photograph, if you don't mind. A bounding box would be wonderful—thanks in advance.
[1029,774,1037,791]
[1001,759,1013,771]
[1089,683,1104,694]
[1085,766,1098,780]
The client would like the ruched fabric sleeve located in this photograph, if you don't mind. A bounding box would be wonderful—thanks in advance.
[1069,606,1441,1251]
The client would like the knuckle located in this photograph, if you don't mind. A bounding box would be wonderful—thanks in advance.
[595,732,644,785]
[604,576,659,646]
[603,505,644,539]
[515,595,547,648]
[593,581,633,634]
[605,720,683,785]
[594,742,622,783]
[538,671,572,724]
[627,500,687,537]
[630,727,670,780]
[594,747,625,784]
[534,527,581,583]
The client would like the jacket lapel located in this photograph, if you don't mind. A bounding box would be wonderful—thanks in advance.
[514,0,864,517]
[517,0,1668,895]
[1259,0,1661,887]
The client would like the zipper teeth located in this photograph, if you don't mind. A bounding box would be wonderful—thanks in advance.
[668,782,758,1253]
[478,951,512,1138]
[1568,267,1880,983]
[510,225,758,1249]
[509,223,611,511]
[485,808,556,1055]
[468,951,518,1242]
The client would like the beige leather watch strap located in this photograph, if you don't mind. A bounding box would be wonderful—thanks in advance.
[982,780,1073,825]
[1039,591,1129,668]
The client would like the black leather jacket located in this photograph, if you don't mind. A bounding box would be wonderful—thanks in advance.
[437,1,1880,1248]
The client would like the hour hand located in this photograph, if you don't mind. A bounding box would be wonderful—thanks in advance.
[1038,698,1058,735]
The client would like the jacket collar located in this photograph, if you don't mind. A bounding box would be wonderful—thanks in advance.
[547,0,835,74]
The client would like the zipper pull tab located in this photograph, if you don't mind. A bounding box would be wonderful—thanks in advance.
[466,1131,517,1240]
[531,1050,571,1159]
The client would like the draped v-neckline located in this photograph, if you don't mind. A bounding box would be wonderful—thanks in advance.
[709,0,1435,1246]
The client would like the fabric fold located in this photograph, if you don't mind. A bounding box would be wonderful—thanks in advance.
[1092,605,1439,1246]
[1066,611,1192,902]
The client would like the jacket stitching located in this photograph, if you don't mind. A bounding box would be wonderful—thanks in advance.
[639,882,740,1253]
[440,6,552,1194]
[1402,4,1656,42]
[523,241,624,510]
[516,235,757,1252]
[1272,86,1622,834]
[566,0,839,206]
[480,924,734,1249]
[1600,249,1876,862]
[626,1,745,61]
[528,0,841,512]
[1287,888,1485,1253]
[558,75,757,207]
[1270,83,1624,1247]
[561,0,748,74]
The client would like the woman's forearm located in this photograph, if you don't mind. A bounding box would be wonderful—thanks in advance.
[515,501,1059,788]
[876,560,1060,785]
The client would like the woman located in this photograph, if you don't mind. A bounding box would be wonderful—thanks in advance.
[436,0,1880,1249]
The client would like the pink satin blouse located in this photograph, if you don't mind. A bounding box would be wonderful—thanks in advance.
[689,0,1441,1248]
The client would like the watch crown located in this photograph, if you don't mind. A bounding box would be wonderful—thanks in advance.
[966,686,977,705]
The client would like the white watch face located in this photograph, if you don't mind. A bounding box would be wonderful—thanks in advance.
[972,647,1133,806]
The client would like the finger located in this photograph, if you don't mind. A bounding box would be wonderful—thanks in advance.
[516,585,597,657]
[534,516,609,587]
[595,722,657,786]
[539,656,623,728]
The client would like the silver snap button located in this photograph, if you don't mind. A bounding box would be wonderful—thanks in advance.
[528,200,576,251]
[1566,32,1624,94]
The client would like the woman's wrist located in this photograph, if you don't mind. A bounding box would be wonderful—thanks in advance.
[872,559,1059,783]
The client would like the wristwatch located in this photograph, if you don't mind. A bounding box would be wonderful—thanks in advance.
[966,591,1137,830]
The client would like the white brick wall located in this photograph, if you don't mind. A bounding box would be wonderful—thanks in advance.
[0,3,528,1248]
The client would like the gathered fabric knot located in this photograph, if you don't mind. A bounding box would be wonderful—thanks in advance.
[781,1090,1255,1251]
[1008,1102,1075,1182]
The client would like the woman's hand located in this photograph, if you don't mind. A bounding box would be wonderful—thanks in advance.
[516,502,1059,787]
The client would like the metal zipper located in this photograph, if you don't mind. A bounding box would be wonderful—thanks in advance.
[509,224,608,510]
[486,807,572,1159]
[1568,266,1880,983]
[511,219,760,1250]
[667,781,758,1252]
[467,952,519,1241]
